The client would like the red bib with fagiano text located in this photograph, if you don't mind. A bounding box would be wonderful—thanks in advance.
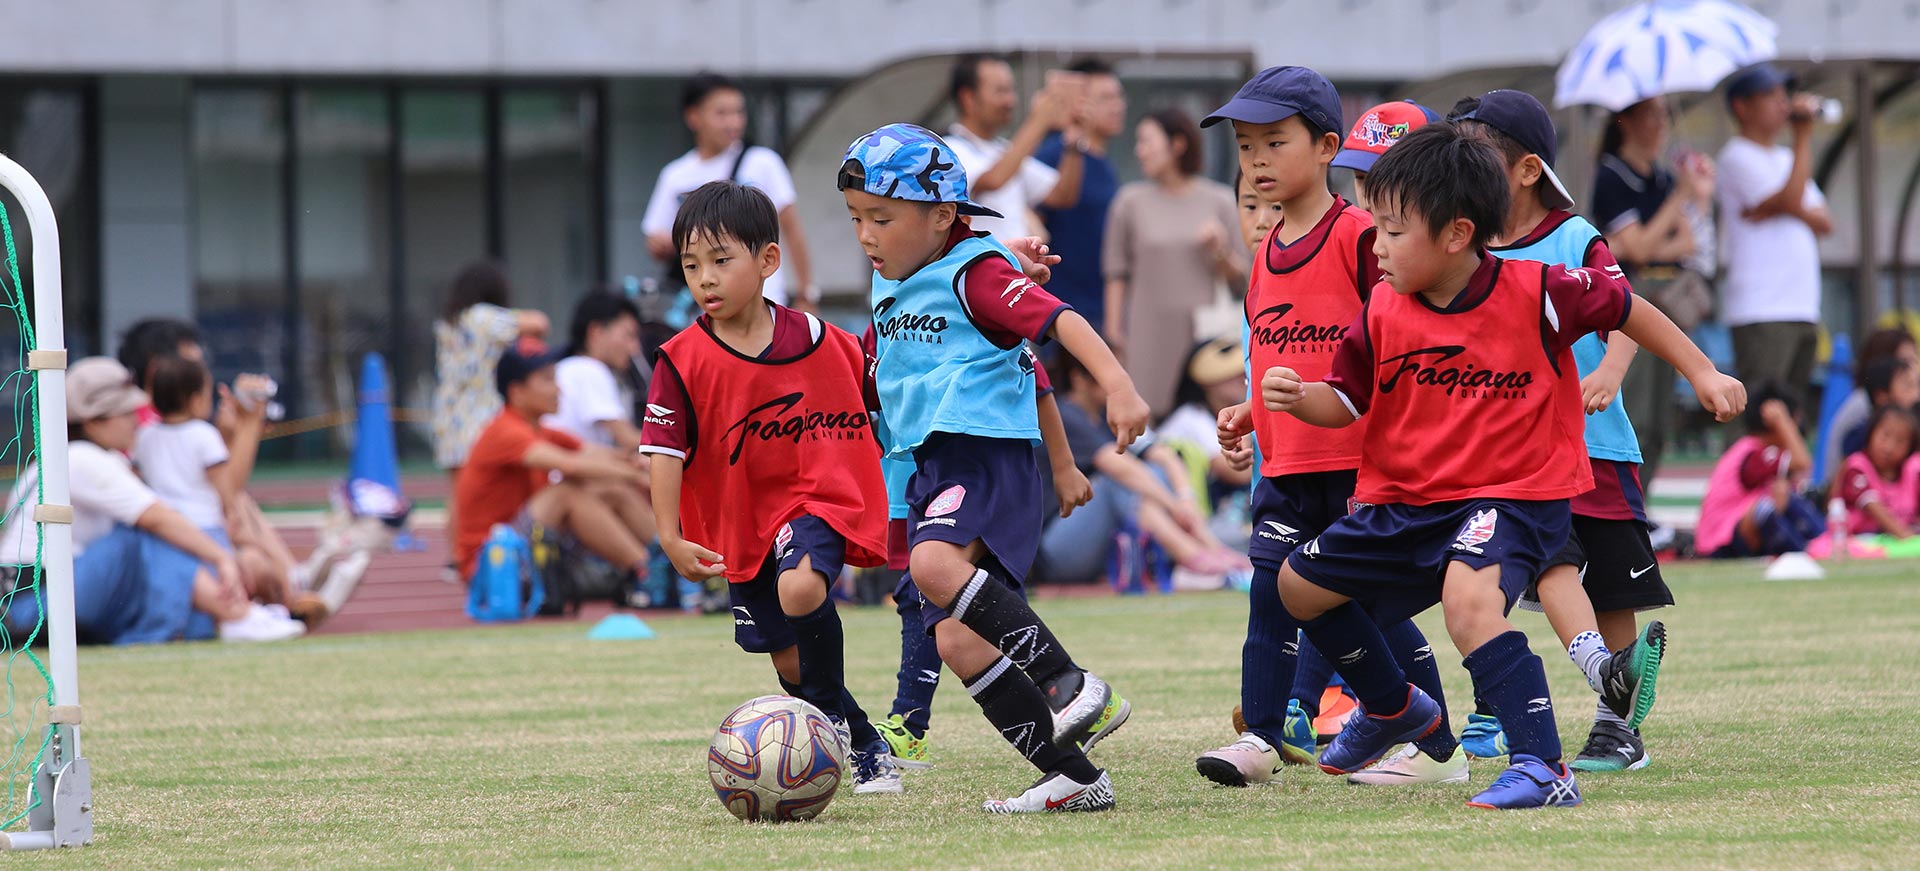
[657,320,888,582]
[1247,202,1373,477]
[1356,263,1592,506]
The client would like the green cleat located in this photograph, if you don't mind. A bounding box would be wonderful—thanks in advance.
[874,714,933,770]
[1077,690,1131,754]
[1598,620,1666,731]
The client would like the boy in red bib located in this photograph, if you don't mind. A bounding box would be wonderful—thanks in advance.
[1263,123,1744,810]
[641,181,902,795]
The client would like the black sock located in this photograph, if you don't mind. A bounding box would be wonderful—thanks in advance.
[1463,630,1562,765]
[1383,618,1456,759]
[1474,696,1495,717]
[962,657,1100,783]
[787,600,879,749]
[1300,601,1408,715]
[948,568,1076,689]
[1243,560,1301,743]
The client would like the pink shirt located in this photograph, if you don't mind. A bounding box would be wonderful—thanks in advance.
[1837,451,1920,535]
[1696,435,1790,556]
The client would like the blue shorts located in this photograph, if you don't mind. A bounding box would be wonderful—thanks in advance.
[1286,499,1572,626]
[1248,469,1357,567]
[904,433,1043,584]
[726,515,848,654]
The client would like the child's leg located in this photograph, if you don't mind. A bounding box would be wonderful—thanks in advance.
[1534,564,1616,695]
[933,618,1101,784]
[774,520,883,753]
[1136,501,1214,566]
[1381,618,1456,757]
[1240,560,1302,744]
[890,578,940,737]
[1287,634,1336,721]
[1443,561,1562,765]
[911,539,1078,694]
[1279,566,1408,715]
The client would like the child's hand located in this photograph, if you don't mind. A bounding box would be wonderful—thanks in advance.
[662,537,726,581]
[1693,371,1748,423]
[1003,237,1061,285]
[1580,369,1623,413]
[1106,387,1150,453]
[1216,402,1252,452]
[1260,366,1305,412]
[1053,466,1093,518]
[1759,397,1791,429]
[1223,433,1255,472]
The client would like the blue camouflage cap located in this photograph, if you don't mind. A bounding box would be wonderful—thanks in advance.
[838,123,1003,218]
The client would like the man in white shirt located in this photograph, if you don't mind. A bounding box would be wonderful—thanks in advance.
[1716,63,1835,411]
[945,54,1085,240]
[547,290,643,452]
[643,72,816,309]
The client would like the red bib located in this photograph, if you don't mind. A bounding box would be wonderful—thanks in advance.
[1357,260,1592,506]
[657,318,889,582]
[1247,202,1372,477]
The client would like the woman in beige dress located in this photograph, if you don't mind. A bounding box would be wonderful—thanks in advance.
[1102,107,1248,417]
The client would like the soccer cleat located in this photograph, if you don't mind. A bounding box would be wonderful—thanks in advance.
[982,770,1114,814]
[1347,742,1470,785]
[1196,732,1282,787]
[874,714,933,770]
[848,742,906,795]
[1460,712,1509,759]
[1317,685,1443,775]
[1597,620,1666,731]
[1042,670,1114,748]
[1078,690,1131,753]
[1569,721,1650,772]
[1279,699,1318,765]
[1466,754,1582,809]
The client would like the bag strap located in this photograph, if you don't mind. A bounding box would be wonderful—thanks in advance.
[728,141,753,184]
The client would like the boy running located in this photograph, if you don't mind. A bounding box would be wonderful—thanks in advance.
[642,181,901,795]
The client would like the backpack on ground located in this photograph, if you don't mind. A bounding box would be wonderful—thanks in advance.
[466,524,545,622]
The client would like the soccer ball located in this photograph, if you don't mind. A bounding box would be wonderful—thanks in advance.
[707,695,846,822]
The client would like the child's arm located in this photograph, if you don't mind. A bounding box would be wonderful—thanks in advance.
[1759,400,1813,478]
[1144,444,1199,510]
[1036,392,1092,518]
[1261,368,1360,428]
[1048,311,1149,450]
[1217,401,1253,453]
[1862,501,1914,540]
[1583,333,1639,414]
[646,454,726,580]
[1612,290,1745,422]
[1091,448,1184,515]
[523,441,644,483]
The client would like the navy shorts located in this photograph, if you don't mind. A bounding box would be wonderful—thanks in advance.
[727,515,848,654]
[1286,498,1572,626]
[1524,515,1673,614]
[900,433,1042,635]
[1248,469,1358,567]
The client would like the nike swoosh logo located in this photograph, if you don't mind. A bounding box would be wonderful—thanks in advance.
[1045,789,1085,810]
[1630,565,1655,579]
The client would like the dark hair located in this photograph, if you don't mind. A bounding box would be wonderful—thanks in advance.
[1362,122,1509,250]
[147,353,209,417]
[681,71,742,113]
[567,289,641,357]
[1142,107,1204,177]
[1167,340,1218,419]
[1863,357,1913,400]
[1855,326,1916,384]
[1045,349,1093,397]
[672,180,780,263]
[1067,58,1115,78]
[950,53,1009,106]
[117,318,202,392]
[1865,404,1920,457]
[1743,381,1798,434]
[441,260,511,323]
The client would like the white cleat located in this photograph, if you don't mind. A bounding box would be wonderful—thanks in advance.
[1195,732,1282,787]
[1048,671,1113,748]
[848,749,905,795]
[982,770,1115,814]
[1347,743,1470,785]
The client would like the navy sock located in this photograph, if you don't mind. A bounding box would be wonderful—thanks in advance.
[1474,696,1495,717]
[948,568,1076,688]
[787,600,880,748]
[962,657,1099,783]
[1383,619,1456,758]
[1463,630,1562,764]
[1300,601,1407,715]
[1242,560,1300,743]
[891,586,940,737]
[1289,633,1337,720]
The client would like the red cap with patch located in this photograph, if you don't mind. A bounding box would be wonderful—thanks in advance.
[1332,100,1441,174]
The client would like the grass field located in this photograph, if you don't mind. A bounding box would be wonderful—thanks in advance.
[7,559,1918,870]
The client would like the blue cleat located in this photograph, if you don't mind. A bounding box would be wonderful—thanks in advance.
[1279,699,1319,765]
[1460,712,1508,759]
[1317,685,1443,775]
[1466,754,1581,809]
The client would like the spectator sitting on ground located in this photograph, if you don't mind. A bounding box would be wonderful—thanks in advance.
[1695,384,1825,559]
[1835,406,1920,540]
[1839,357,1920,459]
[1820,326,1918,485]
[0,358,304,644]
[450,342,657,590]
[547,289,647,452]
[1158,338,1255,505]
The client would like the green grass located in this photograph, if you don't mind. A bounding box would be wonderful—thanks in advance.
[7,560,1919,869]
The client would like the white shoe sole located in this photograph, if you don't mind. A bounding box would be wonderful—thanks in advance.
[852,779,905,795]
[1050,673,1111,748]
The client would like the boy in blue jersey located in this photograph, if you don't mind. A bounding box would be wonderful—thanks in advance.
[841,123,1148,813]
[1458,91,1671,772]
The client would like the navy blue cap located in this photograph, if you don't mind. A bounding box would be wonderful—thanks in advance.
[1201,66,1342,137]
[1724,63,1795,105]
[1451,89,1575,210]
[495,340,565,398]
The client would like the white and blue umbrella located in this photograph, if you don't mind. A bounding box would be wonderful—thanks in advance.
[1554,0,1779,110]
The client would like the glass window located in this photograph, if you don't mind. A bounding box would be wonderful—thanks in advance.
[0,85,98,358]
[502,88,600,324]
[400,88,487,454]
[193,88,289,398]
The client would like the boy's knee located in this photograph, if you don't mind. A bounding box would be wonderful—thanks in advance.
[932,620,998,680]
[1440,563,1513,652]
[906,541,976,602]
[1276,564,1335,621]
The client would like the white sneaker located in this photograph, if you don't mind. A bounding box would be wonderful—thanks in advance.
[219,604,307,643]
[1195,732,1282,787]
[848,748,905,796]
[982,769,1114,814]
[315,549,373,614]
[1047,671,1113,748]
[1347,743,1469,785]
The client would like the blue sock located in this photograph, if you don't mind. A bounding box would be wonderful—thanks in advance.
[1289,632,1337,720]
[1241,560,1300,744]
[787,600,880,749]
[1463,630,1562,765]
[1300,601,1407,715]
[1383,618,1457,758]
[890,583,940,738]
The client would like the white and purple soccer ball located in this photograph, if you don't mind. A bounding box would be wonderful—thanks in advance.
[707,695,846,822]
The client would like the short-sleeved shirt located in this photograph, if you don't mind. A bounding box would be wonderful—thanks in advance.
[1055,397,1115,475]
[1035,134,1119,327]
[1157,403,1222,459]
[1590,154,1681,271]
[642,143,799,304]
[544,356,633,449]
[0,442,159,563]
[1716,136,1826,326]
[452,411,583,578]
[132,419,230,530]
[1837,451,1920,535]
[946,124,1059,240]
[640,303,821,459]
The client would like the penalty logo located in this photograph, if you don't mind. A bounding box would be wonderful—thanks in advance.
[1452,508,1498,554]
[927,485,966,518]
[1258,520,1299,543]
